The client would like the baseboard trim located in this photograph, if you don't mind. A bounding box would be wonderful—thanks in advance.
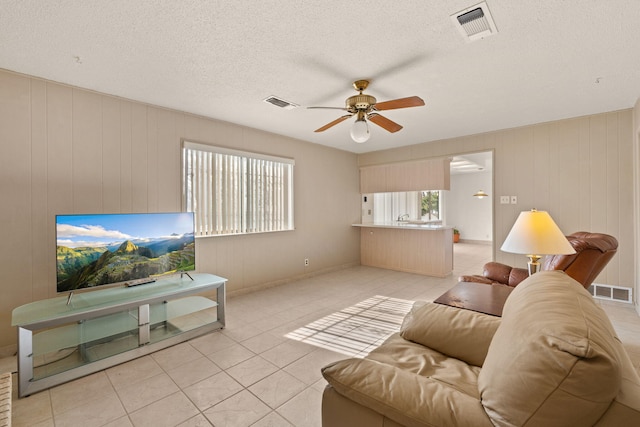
[227,262,359,298]
[0,345,16,360]
[458,239,492,245]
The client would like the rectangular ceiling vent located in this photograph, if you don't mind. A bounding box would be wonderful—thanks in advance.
[263,96,299,110]
[451,2,498,42]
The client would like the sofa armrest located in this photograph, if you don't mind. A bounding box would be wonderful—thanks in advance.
[483,262,528,287]
[400,302,501,367]
[322,358,493,427]
[458,274,495,285]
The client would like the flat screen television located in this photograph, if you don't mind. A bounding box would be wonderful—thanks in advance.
[56,212,195,293]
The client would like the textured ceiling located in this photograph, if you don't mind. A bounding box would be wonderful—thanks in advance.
[2,1,640,153]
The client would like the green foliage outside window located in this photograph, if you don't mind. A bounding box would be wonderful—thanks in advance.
[421,191,440,220]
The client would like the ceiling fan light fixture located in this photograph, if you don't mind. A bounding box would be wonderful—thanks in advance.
[310,79,423,142]
[350,117,370,143]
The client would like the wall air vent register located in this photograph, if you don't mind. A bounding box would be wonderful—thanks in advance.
[588,283,633,304]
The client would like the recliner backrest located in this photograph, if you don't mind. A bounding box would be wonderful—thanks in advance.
[542,231,618,289]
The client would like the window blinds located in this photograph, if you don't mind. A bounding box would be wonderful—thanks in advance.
[183,142,294,236]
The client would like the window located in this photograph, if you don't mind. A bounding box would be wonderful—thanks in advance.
[183,141,294,236]
[373,190,442,222]
[420,191,440,220]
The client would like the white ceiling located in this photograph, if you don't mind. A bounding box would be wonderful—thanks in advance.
[2,1,640,154]
[451,151,492,175]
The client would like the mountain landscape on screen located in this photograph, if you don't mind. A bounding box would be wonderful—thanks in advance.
[56,213,196,292]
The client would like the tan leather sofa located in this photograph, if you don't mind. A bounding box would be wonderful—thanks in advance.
[321,271,640,426]
[459,231,618,289]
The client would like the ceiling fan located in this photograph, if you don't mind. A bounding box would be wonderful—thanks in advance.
[308,79,425,143]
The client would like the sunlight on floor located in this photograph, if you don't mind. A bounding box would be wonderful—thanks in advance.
[285,295,414,358]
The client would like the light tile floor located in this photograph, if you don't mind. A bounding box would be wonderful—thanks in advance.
[3,243,639,426]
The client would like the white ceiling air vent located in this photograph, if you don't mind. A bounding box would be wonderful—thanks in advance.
[451,2,498,42]
[263,96,299,110]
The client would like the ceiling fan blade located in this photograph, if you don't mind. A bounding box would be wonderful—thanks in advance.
[374,96,425,111]
[314,114,352,132]
[368,113,403,133]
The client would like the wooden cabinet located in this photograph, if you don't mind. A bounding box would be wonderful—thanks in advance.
[360,157,451,193]
[360,226,453,277]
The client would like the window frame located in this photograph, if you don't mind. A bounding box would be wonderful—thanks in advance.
[182,140,295,237]
[372,190,443,223]
[420,190,441,221]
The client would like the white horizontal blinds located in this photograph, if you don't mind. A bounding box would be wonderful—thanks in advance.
[183,141,294,236]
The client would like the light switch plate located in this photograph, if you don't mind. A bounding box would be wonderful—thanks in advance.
[511,196,518,204]
[500,196,510,204]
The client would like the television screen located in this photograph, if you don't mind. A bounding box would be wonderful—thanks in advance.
[56,212,195,293]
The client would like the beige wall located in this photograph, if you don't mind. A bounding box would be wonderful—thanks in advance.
[0,69,361,355]
[359,110,635,292]
[633,97,640,310]
[2,66,637,354]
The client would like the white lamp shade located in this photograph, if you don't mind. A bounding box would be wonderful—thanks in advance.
[501,210,576,255]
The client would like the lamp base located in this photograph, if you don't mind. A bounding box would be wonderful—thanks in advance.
[527,255,542,276]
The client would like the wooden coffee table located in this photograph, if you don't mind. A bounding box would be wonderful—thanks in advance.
[434,281,513,317]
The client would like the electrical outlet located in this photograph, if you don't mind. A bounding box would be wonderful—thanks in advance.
[304,258,309,266]
[511,196,518,204]
[500,196,510,204]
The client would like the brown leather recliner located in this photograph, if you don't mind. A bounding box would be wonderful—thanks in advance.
[459,231,618,289]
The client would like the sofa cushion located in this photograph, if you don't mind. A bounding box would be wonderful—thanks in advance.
[400,301,501,367]
[367,333,482,399]
[322,357,494,427]
[478,271,622,427]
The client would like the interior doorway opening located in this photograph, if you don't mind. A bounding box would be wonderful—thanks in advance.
[447,150,494,268]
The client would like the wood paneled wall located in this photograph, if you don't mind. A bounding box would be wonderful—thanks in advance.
[1,66,637,353]
[360,157,450,193]
[359,111,635,294]
[0,70,361,354]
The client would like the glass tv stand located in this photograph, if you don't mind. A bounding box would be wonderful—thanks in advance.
[11,273,226,397]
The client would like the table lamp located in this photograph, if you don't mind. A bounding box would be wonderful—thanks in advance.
[501,209,576,275]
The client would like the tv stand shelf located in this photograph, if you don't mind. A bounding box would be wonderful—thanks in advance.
[11,273,226,397]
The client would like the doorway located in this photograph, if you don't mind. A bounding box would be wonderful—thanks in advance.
[446,150,494,266]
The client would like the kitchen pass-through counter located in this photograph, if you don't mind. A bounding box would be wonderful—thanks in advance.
[353,223,453,277]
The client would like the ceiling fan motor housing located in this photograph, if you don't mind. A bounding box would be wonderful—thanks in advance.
[346,94,377,111]
[312,78,423,136]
